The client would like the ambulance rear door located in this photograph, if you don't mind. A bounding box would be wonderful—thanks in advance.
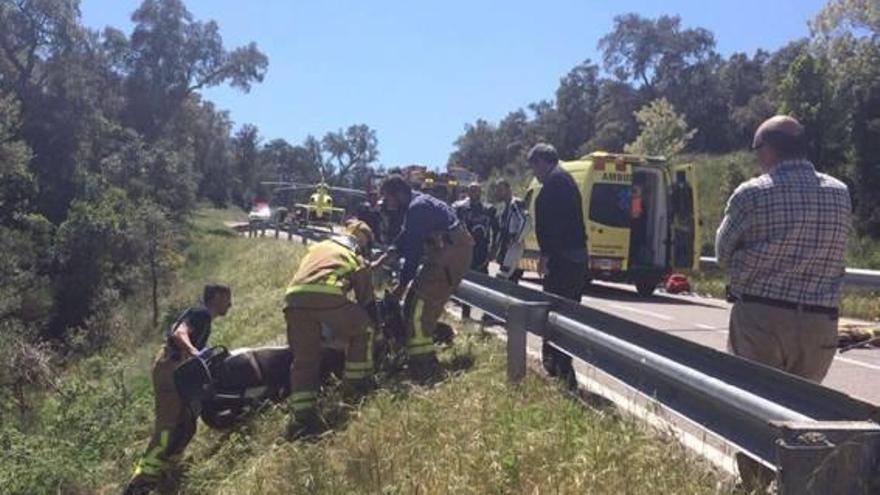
[668,162,700,271]
[586,156,633,273]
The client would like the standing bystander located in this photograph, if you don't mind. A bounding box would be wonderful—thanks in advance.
[455,182,498,319]
[527,143,588,378]
[493,179,529,283]
[716,115,852,491]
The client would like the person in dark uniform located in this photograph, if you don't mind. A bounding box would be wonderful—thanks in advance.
[356,192,383,245]
[378,196,404,245]
[124,284,233,495]
[374,175,474,382]
[527,143,587,378]
[454,182,498,319]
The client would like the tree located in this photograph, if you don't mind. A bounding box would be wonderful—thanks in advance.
[599,13,715,96]
[812,0,880,235]
[133,202,180,326]
[777,52,848,168]
[0,94,34,225]
[585,79,643,153]
[554,60,600,159]
[230,124,263,208]
[624,98,696,157]
[722,51,775,146]
[447,119,506,179]
[122,0,268,139]
[320,124,379,184]
[0,0,81,98]
[812,0,880,38]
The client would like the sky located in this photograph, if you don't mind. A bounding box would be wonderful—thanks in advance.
[79,0,827,170]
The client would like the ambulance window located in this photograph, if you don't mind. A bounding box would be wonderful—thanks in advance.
[589,183,630,228]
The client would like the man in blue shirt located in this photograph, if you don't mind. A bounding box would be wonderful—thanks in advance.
[375,175,474,381]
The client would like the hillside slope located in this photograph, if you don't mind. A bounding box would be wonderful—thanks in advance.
[1,208,730,494]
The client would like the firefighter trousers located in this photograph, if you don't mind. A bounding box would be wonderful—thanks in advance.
[404,226,473,359]
[284,292,374,417]
[129,347,197,486]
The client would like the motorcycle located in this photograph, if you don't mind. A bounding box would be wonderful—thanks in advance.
[174,296,411,430]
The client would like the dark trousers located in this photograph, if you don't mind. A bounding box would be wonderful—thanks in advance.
[543,256,586,301]
[542,256,586,378]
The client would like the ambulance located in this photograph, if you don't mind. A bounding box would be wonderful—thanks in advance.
[518,151,699,296]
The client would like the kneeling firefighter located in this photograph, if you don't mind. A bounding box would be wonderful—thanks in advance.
[284,220,378,440]
[375,175,474,381]
[124,284,233,495]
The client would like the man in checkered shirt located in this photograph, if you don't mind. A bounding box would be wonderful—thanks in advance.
[716,115,851,491]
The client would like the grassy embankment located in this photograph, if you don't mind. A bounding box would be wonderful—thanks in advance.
[0,207,733,494]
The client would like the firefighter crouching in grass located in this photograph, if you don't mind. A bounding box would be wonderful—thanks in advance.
[124,284,233,495]
[374,175,474,382]
[284,220,378,440]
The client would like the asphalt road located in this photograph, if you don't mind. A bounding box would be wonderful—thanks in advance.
[514,275,880,405]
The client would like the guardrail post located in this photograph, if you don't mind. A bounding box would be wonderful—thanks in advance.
[505,302,549,384]
[775,421,880,495]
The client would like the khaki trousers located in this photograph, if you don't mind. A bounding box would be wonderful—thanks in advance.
[130,347,196,483]
[284,292,373,416]
[404,227,473,358]
[728,301,838,382]
[728,300,839,490]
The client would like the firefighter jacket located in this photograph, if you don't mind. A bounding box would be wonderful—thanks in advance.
[286,238,374,305]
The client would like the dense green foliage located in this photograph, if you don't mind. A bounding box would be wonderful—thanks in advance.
[448,2,880,237]
[0,0,384,425]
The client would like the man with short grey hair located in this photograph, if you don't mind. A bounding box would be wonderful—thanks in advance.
[716,115,851,491]
[528,143,587,378]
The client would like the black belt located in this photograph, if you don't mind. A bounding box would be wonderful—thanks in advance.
[738,294,838,317]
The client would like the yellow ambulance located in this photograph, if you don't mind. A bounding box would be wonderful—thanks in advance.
[518,151,699,296]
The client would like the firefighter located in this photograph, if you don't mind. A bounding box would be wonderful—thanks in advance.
[374,175,474,382]
[124,284,233,495]
[284,220,378,440]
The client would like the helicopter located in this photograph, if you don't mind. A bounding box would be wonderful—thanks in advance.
[262,175,367,230]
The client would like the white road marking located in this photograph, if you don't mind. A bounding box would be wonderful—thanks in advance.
[835,356,880,372]
[696,323,720,330]
[606,303,674,321]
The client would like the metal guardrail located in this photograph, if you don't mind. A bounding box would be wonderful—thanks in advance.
[700,256,880,291]
[453,271,880,495]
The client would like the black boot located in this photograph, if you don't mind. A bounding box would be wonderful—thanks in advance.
[122,476,156,495]
[408,353,443,384]
[285,409,327,442]
[342,377,375,404]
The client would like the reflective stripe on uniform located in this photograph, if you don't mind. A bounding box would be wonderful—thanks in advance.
[134,430,170,476]
[286,284,344,296]
[345,361,372,371]
[290,390,317,411]
[407,298,434,356]
[365,327,374,366]
[286,243,362,294]
[344,369,372,380]
[412,299,426,339]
